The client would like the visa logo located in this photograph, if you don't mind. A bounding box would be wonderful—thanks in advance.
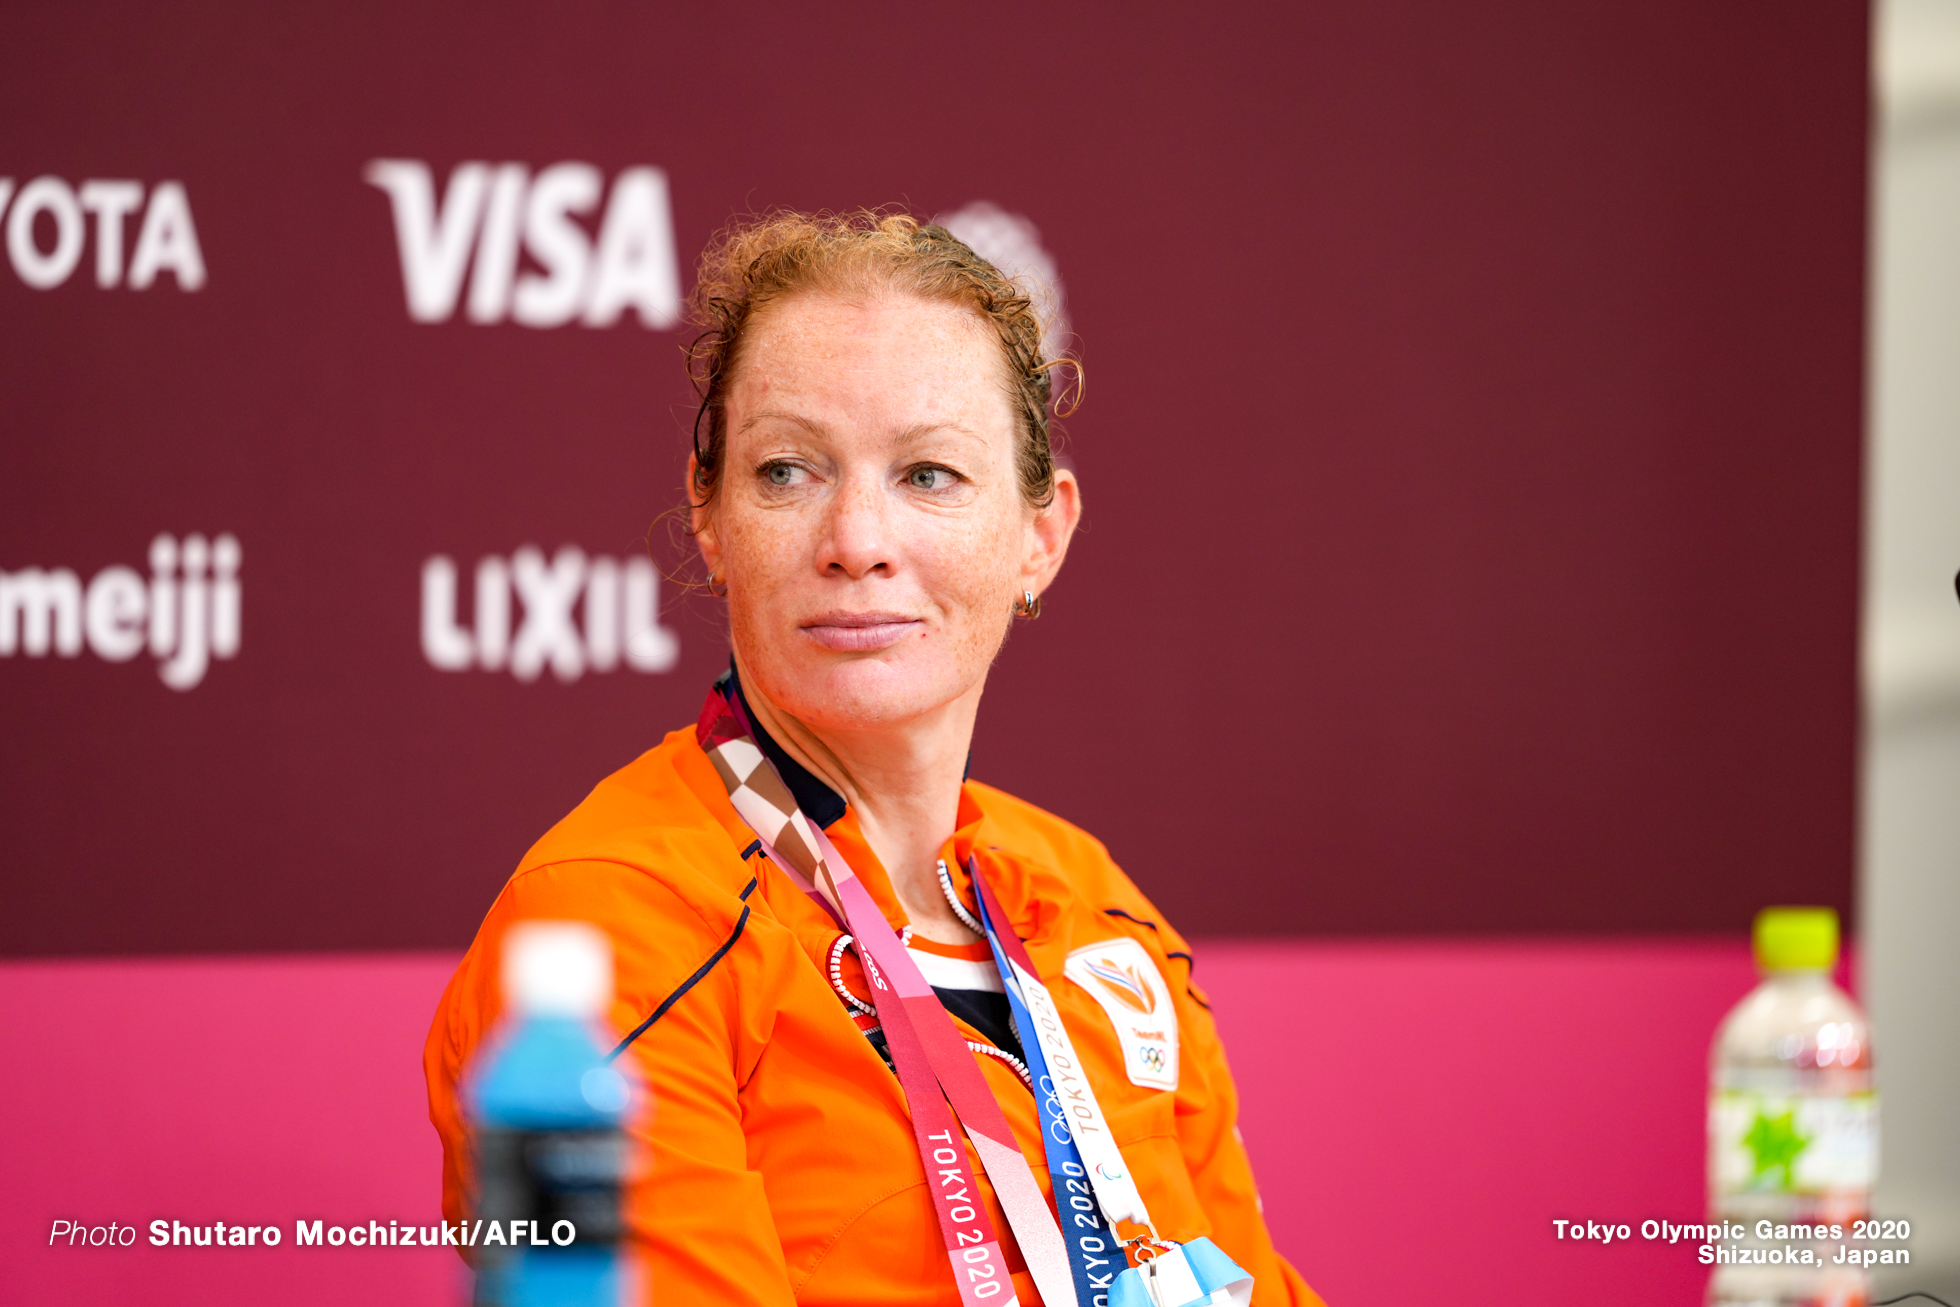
[365,159,680,329]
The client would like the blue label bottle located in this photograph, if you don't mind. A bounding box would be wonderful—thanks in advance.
[466,922,639,1307]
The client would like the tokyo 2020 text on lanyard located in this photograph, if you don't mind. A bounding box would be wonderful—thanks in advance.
[967,860,1253,1307]
[695,683,1250,1307]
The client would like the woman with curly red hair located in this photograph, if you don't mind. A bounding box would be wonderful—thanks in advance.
[427,209,1324,1306]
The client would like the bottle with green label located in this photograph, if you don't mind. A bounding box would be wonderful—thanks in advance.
[1707,907,1877,1307]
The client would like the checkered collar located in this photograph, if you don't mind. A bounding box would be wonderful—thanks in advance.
[696,666,995,927]
[713,663,973,835]
[719,666,846,829]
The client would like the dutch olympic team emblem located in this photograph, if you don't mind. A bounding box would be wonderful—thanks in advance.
[1081,956,1157,1016]
[1064,937,1180,1092]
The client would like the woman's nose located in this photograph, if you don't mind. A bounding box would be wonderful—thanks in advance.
[817,473,894,580]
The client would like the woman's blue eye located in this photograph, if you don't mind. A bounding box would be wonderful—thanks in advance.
[767,464,794,486]
[910,467,947,489]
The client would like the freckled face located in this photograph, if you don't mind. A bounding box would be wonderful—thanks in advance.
[696,291,1036,731]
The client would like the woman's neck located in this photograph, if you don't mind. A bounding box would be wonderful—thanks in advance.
[734,663,981,943]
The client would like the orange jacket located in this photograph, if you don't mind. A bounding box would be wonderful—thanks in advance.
[426,724,1324,1306]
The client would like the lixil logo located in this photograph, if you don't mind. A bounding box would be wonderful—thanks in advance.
[421,548,679,681]
[1,177,206,291]
[366,160,679,328]
[0,534,240,690]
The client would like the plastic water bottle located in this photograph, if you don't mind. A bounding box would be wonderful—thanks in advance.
[467,921,639,1307]
[1707,908,1877,1307]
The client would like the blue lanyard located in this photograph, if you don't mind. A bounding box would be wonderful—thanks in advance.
[969,860,1125,1307]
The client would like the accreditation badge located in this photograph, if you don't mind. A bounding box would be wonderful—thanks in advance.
[1064,936,1180,1091]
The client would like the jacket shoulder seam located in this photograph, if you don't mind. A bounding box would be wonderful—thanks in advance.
[607,903,752,1059]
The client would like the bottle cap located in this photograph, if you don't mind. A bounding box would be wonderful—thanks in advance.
[1752,906,1838,971]
[502,921,613,1016]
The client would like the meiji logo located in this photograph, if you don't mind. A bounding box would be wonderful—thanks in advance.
[365,160,679,328]
[0,534,240,691]
[1,177,206,291]
[421,548,678,681]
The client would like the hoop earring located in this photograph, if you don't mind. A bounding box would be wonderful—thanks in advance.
[708,572,728,599]
[1013,589,1042,620]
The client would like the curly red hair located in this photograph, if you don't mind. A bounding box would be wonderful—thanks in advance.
[684,208,1079,514]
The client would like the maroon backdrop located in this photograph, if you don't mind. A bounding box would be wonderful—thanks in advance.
[0,1,1867,955]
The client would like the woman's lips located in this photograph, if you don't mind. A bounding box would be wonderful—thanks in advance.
[798,611,924,652]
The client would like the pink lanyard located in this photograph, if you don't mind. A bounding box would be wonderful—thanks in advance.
[696,685,1078,1307]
